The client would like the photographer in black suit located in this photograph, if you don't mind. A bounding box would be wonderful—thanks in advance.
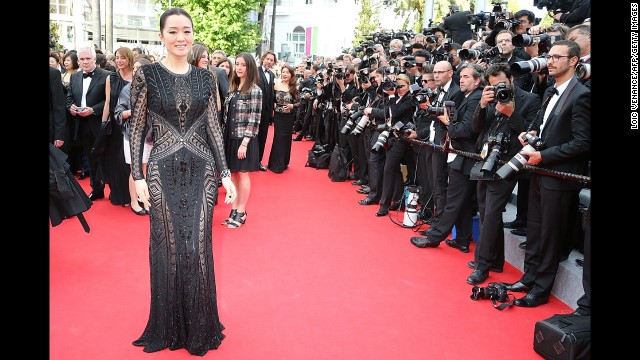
[50,67,66,149]
[422,61,464,225]
[463,63,541,284]
[505,40,590,308]
[441,5,473,45]
[410,62,483,252]
[66,44,109,200]
[257,51,277,171]
[552,0,591,28]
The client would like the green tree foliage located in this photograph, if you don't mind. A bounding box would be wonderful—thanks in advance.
[50,6,62,50]
[353,0,382,47]
[154,0,265,56]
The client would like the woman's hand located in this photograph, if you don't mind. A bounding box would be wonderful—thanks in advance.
[135,179,150,209]
[221,177,236,204]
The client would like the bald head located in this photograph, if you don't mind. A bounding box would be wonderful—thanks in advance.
[433,61,453,87]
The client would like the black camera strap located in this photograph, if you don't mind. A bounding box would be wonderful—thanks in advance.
[492,294,516,311]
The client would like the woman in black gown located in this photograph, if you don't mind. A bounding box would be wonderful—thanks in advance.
[101,47,135,206]
[129,8,237,356]
[267,64,300,174]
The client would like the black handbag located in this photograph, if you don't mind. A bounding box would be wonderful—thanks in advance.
[91,119,113,156]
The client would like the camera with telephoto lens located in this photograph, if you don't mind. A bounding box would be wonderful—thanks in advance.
[340,107,364,135]
[510,56,548,76]
[426,100,456,116]
[481,132,510,175]
[533,0,572,14]
[575,61,591,80]
[381,79,401,91]
[467,12,491,26]
[496,133,544,180]
[490,82,513,104]
[411,87,439,106]
[458,46,501,61]
[334,67,346,80]
[372,121,414,152]
[470,282,509,302]
[350,114,370,135]
[512,33,562,54]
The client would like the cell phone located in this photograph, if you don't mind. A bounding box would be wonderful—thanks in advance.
[76,107,85,112]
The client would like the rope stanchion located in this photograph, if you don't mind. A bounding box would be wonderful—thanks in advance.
[402,137,591,185]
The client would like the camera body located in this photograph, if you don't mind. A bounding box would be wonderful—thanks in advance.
[481,132,510,175]
[490,81,513,104]
[372,121,415,152]
[411,87,439,106]
[496,133,544,180]
[426,100,456,116]
[470,282,509,302]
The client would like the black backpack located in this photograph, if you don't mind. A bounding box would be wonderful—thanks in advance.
[305,143,331,169]
[328,146,351,182]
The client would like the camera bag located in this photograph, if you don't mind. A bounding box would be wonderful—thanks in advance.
[533,313,591,360]
[328,146,352,182]
[306,148,331,170]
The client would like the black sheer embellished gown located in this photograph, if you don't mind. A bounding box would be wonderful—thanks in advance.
[129,62,230,356]
[267,90,299,173]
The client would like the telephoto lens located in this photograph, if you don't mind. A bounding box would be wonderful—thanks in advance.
[350,115,370,135]
[372,130,390,152]
[510,56,548,75]
[496,133,544,180]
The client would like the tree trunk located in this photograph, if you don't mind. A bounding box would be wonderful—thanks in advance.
[269,0,276,51]
[255,4,266,56]
[91,0,101,50]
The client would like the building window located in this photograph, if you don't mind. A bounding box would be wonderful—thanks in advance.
[291,26,305,59]
[305,0,312,4]
[50,0,70,16]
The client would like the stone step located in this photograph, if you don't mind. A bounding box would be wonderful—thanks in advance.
[501,199,585,309]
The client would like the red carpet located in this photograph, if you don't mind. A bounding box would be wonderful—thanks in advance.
[50,127,573,359]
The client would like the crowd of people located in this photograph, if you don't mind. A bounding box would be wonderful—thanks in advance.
[49,1,591,356]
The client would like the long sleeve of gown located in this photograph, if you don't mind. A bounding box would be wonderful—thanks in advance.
[204,72,231,178]
[129,67,148,181]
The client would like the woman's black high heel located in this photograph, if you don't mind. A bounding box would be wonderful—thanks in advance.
[131,206,147,216]
[227,211,247,228]
[222,209,237,225]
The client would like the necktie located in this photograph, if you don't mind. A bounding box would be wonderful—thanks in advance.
[83,71,94,79]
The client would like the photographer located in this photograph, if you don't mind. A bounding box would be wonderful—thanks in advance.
[494,30,534,91]
[512,9,537,61]
[351,74,377,189]
[552,0,591,28]
[403,66,437,216]
[294,68,316,141]
[314,62,345,150]
[423,61,464,225]
[464,63,541,285]
[374,74,417,217]
[410,63,484,253]
[337,64,359,178]
[506,40,590,308]
[358,68,392,206]
[441,5,474,45]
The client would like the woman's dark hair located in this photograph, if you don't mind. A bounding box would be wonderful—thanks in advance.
[62,51,79,70]
[232,52,259,94]
[217,57,236,83]
[280,64,299,99]
[160,7,193,33]
[189,43,209,68]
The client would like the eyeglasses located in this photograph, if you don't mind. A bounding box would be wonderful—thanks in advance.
[544,54,571,62]
[421,79,435,83]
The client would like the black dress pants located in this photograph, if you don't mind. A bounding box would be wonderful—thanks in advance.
[473,177,517,272]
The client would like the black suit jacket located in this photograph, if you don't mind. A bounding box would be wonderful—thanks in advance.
[258,66,275,120]
[531,77,590,191]
[211,66,229,101]
[442,11,474,45]
[50,67,67,143]
[433,81,465,145]
[473,86,541,160]
[447,87,482,175]
[65,67,109,136]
